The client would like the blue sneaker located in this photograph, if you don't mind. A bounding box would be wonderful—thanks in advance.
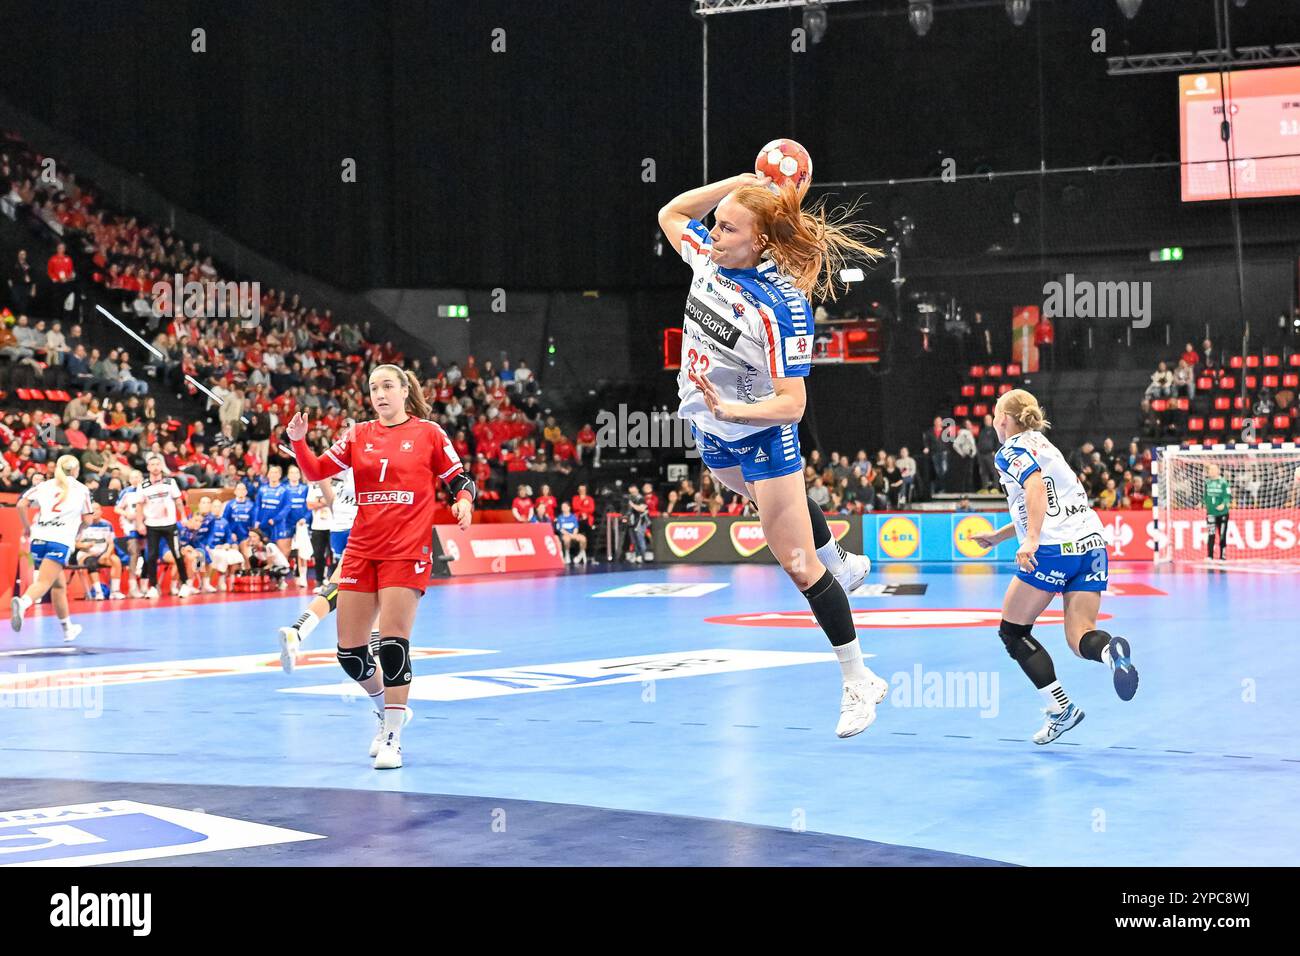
[1108,635,1139,701]
[1032,702,1085,745]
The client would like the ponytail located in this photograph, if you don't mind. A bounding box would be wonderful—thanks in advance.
[997,388,1051,432]
[54,454,78,492]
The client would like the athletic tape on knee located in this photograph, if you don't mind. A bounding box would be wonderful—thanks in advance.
[378,636,412,687]
[337,643,376,682]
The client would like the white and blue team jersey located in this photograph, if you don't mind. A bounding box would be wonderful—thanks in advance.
[21,478,94,549]
[674,218,814,442]
[116,484,145,537]
[995,429,1104,549]
[327,469,357,558]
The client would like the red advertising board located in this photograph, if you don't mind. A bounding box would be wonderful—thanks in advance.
[431,522,564,576]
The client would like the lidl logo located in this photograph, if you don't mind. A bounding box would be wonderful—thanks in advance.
[953,514,996,559]
[879,516,920,559]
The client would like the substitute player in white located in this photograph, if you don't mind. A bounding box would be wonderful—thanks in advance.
[11,455,94,640]
[659,170,887,737]
[973,389,1139,744]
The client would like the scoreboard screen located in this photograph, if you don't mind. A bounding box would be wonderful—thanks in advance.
[1180,65,1300,202]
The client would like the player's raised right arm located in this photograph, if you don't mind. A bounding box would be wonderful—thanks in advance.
[287,412,346,482]
[657,173,769,254]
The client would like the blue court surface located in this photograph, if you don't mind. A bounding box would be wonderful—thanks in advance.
[2,561,1295,867]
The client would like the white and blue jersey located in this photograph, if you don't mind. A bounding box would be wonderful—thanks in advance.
[116,484,145,538]
[22,478,94,566]
[226,498,256,541]
[674,218,814,445]
[76,519,116,559]
[284,481,310,531]
[555,513,579,536]
[995,429,1108,594]
[327,469,357,558]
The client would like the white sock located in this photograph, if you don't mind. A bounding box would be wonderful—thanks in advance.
[383,705,406,741]
[59,616,73,630]
[817,540,849,580]
[17,595,32,612]
[1039,681,1072,714]
[834,639,869,681]
[1100,644,1114,666]
[294,609,321,639]
[368,689,386,716]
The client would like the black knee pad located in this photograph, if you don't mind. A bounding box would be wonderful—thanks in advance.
[377,637,412,687]
[322,582,340,612]
[999,619,1042,663]
[337,643,376,682]
[84,556,100,573]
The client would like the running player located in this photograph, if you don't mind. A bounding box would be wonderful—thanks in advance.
[971,389,1139,744]
[139,454,198,599]
[1203,462,1231,563]
[287,365,475,769]
[11,455,94,640]
[73,502,125,600]
[659,171,884,737]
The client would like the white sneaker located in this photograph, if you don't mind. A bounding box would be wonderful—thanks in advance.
[576,552,587,565]
[369,706,415,758]
[62,623,83,643]
[202,582,218,594]
[373,735,403,770]
[109,590,125,601]
[278,626,301,673]
[835,674,889,738]
[145,586,160,599]
[129,584,143,598]
[178,583,198,598]
[10,597,24,632]
[835,552,872,595]
[1032,702,1085,745]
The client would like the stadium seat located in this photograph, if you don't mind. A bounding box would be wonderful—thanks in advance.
[969,366,985,378]
[1284,374,1300,389]
[1151,399,1168,412]
[1175,398,1190,411]
[1187,417,1204,432]
[960,384,975,397]
[1274,415,1291,431]
[1214,396,1230,410]
[972,404,989,417]
[979,384,995,397]
[1264,374,1279,388]
[987,364,1003,377]
[1230,416,1244,430]
[1264,354,1280,368]
[1246,355,1260,368]
[953,405,969,417]
[997,383,1012,395]
[1245,375,1257,390]
[1197,376,1213,391]
[1208,417,1226,431]
[1254,416,1269,431]
[1006,363,1022,376]
[1289,353,1300,367]
[1219,376,1236,390]
[1229,355,1243,369]
[1233,396,1247,410]
[16,388,30,400]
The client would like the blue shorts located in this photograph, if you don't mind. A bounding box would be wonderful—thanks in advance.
[1015,544,1109,594]
[230,523,250,543]
[270,520,291,541]
[690,422,802,483]
[30,540,72,567]
[330,529,351,559]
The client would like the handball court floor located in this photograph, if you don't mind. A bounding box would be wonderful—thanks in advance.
[0,560,1295,867]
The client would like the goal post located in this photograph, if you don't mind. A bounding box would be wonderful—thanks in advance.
[1154,443,1300,567]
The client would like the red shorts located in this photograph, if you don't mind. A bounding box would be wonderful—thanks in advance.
[338,551,431,595]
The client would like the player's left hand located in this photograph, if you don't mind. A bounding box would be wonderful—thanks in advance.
[452,498,473,531]
[1015,538,1039,573]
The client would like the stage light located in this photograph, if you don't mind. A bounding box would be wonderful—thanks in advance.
[1006,0,1031,27]
[1116,0,1142,19]
[803,3,827,44]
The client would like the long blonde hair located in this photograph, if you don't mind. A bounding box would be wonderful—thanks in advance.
[370,364,431,419]
[730,183,882,302]
[996,388,1051,432]
[54,454,79,492]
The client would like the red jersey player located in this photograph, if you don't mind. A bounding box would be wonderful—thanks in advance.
[287,364,475,769]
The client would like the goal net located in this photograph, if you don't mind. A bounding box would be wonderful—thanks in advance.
[1155,444,1300,567]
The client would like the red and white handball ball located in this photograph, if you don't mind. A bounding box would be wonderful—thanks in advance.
[755,138,812,197]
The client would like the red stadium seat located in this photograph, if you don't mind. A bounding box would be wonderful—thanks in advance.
[1230,416,1244,430]
[1290,353,1300,367]
[1274,415,1291,431]
[29,389,44,400]
[980,384,995,397]
[1209,417,1226,431]
[1264,374,1279,388]
[1233,396,1247,410]
[1196,376,1213,390]
[1254,416,1269,431]
[1218,376,1236,390]
[1151,399,1168,412]
[972,404,989,417]
[1264,354,1280,368]
[1187,417,1204,431]
[1246,355,1260,368]
[1245,375,1257,390]
[969,366,985,378]
[1213,396,1231,410]
[1229,355,1243,369]
[1006,363,1022,376]
[960,384,975,397]
[1175,398,1190,411]
[15,388,30,400]
[953,405,969,417]
[987,364,1003,378]
[1284,373,1300,388]
[997,383,1013,395]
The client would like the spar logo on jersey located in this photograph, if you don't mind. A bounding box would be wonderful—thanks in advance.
[729,521,768,557]
[664,521,717,557]
[358,490,414,505]
[783,335,812,367]
[879,516,921,559]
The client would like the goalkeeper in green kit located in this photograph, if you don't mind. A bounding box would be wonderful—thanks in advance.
[1203,463,1232,562]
